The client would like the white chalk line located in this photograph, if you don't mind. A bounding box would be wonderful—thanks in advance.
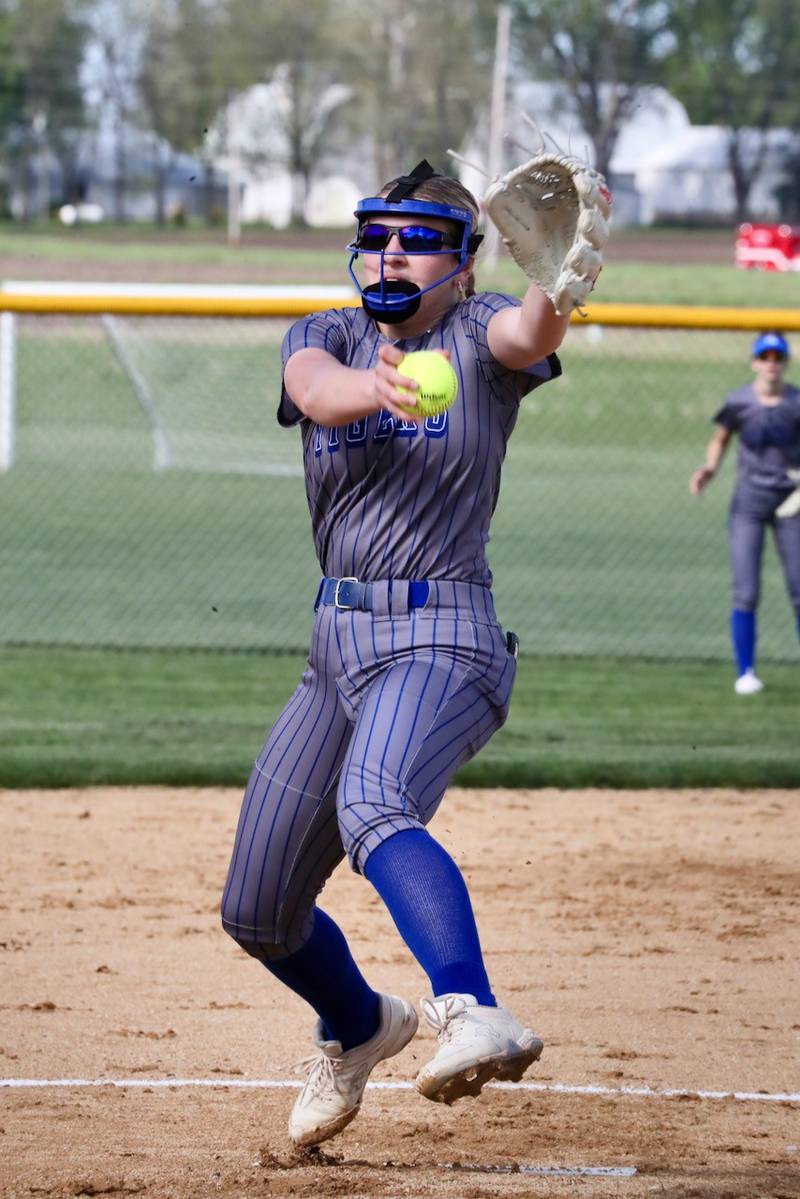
[441,1164,637,1178]
[2,1077,798,1103]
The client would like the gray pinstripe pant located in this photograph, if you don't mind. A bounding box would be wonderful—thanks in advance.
[221,581,516,959]
[728,505,800,612]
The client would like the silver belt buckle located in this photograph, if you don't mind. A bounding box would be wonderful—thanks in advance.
[334,576,359,609]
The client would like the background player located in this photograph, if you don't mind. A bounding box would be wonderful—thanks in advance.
[220,159,579,1149]
[690,331,800,694]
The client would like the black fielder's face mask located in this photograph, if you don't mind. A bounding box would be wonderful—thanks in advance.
[346,160,482,324]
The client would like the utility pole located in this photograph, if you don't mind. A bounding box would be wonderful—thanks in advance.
[483,3,511,267]
[227,92,242,245]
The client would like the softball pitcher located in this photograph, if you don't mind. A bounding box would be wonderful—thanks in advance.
[220,157,605,1148]
[690,331,800,694]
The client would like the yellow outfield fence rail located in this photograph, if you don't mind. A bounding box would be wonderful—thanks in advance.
[1,289,800,329]
[1,289,799,665]
[0,292,348,318]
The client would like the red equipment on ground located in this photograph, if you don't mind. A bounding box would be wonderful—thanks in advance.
[735,223,800,272]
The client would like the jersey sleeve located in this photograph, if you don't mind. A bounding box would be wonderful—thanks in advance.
[277,308,352,427]
[461,292,562,405]
[712,389,744,431]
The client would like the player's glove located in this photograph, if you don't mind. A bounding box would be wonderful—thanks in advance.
[483,152,612,315]
[775,469,800,519]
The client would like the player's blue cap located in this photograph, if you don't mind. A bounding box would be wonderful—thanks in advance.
[752,331,790,358]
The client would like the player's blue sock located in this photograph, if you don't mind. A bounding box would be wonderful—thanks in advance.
[731,608,756,675]
[364,827,496,1006]
[260,907,380,1051]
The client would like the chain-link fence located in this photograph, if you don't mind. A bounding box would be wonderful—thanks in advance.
[1,305,799,662]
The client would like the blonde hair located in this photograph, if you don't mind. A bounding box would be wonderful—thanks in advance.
[378,171,481,299]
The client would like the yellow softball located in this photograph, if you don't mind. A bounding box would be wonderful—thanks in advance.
[396,351,458,417]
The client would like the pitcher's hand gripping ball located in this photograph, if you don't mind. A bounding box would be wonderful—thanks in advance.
[397,350,458,417]
[484,152,612,316]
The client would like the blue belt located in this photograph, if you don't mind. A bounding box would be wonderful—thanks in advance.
[316,577,430,611]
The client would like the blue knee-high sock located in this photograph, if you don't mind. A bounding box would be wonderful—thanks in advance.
[259,908,380,1051]
[364,827,496,1006]
[731,608,756,675]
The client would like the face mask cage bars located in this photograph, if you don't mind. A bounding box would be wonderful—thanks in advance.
[346,197,483,320]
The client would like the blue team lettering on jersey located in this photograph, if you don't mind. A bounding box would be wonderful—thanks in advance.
[315,411,449,456]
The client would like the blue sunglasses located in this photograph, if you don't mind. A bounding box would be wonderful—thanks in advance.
[353,222,462,254]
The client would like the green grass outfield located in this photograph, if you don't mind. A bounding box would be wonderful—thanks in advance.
[2,226,798,789]
[5,321,796,660]
[2,646,798,789]
[2,220,800,307]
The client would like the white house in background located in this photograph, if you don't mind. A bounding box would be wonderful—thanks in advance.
[220,75,371,229]
[458,82,692,225]
[215,76,798,229]
[634,126,798,224]
[458,81,799,226]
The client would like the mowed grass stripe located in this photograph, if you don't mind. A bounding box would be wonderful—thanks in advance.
[1,647,798,789]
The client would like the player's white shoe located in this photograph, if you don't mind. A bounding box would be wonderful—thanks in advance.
[734,670,764,696]
[288,993,418,1147]
[415,993,543,1105]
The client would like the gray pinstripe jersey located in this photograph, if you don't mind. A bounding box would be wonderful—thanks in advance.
[279,294,561,586]
[714,383,800,500]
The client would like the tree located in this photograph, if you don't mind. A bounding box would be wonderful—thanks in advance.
[0,0,89,219]
[221,0,356,224]
[0,9,23,130]
[340,0,498,186]
[170,0,239,224]
[221,0,498,220]
[664,0,800,221]
[135,0,236,225]
[511,0,669,179]
[0,9,24,212]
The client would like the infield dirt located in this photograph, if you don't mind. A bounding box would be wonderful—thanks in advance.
[1,785,798,1199]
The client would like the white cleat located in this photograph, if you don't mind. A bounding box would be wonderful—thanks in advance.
[415,993,543,1105]
[288,993,418,1147]
[734,670,764,696]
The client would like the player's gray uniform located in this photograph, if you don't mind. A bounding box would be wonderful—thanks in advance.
[221,294,560,959]
[713,383,800,611]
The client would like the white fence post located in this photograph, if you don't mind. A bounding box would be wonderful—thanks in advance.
[0,312,16,472]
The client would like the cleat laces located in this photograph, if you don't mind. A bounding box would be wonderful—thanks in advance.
[421,995,471,1043]
[293,1052,344,1098]
[292,1050,371,1101]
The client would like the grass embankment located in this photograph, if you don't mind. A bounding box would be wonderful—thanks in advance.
[2,647,798,789]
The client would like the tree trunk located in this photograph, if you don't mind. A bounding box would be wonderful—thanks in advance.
[113,115,126,223]
[726,130,754,223]
[154,162,167,226]
[289,166,306,226]
[204,161,216,224]
[21,145,36,223]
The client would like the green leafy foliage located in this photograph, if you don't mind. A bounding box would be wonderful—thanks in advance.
[663,0,800,218]
[511,0,670,176]
[0,0,89,213]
